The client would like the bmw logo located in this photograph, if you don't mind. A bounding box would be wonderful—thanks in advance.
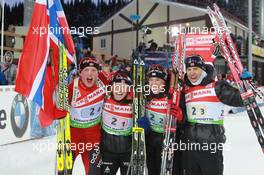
[10,94,29,138]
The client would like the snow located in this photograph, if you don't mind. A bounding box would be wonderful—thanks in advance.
[224,108,264,175]
[1,107,264,175]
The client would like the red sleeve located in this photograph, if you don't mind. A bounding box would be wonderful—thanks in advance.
[128,85,133,98]
[98,71,112,85]
[68,82,74,105]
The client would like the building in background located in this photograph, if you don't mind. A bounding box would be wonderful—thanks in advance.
[261,0,264,37]
[92,0,264,85]
[23,0,34,26]
[253,0,264,38]
[3,0,264,84]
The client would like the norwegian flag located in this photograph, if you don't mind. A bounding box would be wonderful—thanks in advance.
[15,0,75,127]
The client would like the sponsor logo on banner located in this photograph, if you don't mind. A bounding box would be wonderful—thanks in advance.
[0,110,7,129]
[10,94,29,138]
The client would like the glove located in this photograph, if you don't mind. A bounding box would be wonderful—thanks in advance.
[170,105,183,122]
[240,69,253,80]
[137,116,150,133]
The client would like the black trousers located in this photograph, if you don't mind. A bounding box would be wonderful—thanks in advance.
[101,151,131,175]
[182,149,223,175]
[71,147,102,175]
[146,139,162,175]
[172,149,183,175]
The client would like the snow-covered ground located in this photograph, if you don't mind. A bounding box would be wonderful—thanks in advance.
[1,107,264,175]
[223,107,264,175]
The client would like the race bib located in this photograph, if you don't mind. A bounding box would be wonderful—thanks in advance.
[146,109,166,133]
[102,111,132,136]
[186,102,224,125]
[187,104,207,119]
[70,100,104,128]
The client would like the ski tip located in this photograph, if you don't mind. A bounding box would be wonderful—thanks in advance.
[213,3,219,10]
[140,60,145,66]
[134,59,139,64]
[207,6,212,13]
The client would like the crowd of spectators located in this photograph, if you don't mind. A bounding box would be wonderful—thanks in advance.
[0,52,17,86]
[0,25,17,86]
[67,47,132,84]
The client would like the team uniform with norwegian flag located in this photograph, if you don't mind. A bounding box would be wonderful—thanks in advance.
[101,71,133,175]
[179,57,244,175]
[67,65,111,174]
[101,97,133,175]
[145,95,168,175]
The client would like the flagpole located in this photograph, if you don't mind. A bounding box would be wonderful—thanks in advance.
[248,0,253,73]
[1,0,4,63]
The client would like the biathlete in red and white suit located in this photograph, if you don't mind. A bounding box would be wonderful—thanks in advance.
[137,65,182,175]
[101,70,133,175]
[68,57,110,175]
[178,55,245,175]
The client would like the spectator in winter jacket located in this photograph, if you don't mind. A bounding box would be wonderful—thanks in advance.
[0,67,7,85]
[2,51,17,85]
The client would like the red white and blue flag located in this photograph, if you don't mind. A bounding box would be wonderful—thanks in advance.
[15,0,75,127]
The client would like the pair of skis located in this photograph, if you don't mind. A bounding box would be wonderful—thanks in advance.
[249,81,264,100]
[208,4,264,153]
[160,34,186,175]
[56,44,73,175]
[127,50,148,175]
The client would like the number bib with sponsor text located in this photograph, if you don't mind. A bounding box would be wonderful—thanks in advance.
[185,82,225,125]
[70,78,105,128]
[146,98,167,133]
[102,99,133,136]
